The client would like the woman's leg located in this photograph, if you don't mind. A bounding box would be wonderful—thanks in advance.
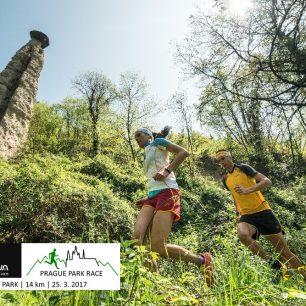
[149,211,214,287]
[133,206,155,245]
[150,211,202,264]
[133,206,158,271]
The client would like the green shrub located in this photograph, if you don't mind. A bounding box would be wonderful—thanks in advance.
[0,155,135,243]
[78,155,146,202]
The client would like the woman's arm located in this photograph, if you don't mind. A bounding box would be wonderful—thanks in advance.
[165,143,189,172]
[153,143,189,181]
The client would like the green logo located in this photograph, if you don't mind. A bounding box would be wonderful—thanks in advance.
[26,246,118,276]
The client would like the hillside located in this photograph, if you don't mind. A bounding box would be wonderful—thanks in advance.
[0,152,305,305]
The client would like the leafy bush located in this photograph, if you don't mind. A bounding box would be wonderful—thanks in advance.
[172,174,235,250]
[78,155,146,202]
[264,177,306,261]
[0,155,135,243]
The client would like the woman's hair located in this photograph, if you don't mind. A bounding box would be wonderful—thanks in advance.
[152,126,172,139]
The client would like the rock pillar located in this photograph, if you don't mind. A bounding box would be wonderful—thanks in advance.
[0,31,49,159]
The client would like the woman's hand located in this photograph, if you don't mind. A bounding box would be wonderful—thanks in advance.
[134,198,148,209]
[153,169,170,181]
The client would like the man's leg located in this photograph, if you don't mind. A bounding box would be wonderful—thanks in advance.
[237,222,272,260]
[265,233,306,279]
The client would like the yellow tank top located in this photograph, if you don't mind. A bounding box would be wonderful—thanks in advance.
[223,164,271,215]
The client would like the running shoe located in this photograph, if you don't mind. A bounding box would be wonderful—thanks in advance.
[200,252,214,288]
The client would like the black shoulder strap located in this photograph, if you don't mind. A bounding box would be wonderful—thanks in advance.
[235,163,257,177]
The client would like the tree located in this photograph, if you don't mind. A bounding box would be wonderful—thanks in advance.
[54,98,91,156]
[73,71,116,156]
[170,91,194,153]
[169,91,196,174]
[117,71,160,161]
[197,83,272,172]
[177,0,306,108]
[26,102,63,156]
[176,0,306,175]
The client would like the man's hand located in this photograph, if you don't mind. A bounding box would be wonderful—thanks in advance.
[234,184,251,195]
[153,169,170,181]
[235,173,272,195]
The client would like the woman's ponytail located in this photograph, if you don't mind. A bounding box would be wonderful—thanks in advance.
[152,126,172,139]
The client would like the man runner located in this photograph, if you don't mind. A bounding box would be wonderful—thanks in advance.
[215,149,305,282]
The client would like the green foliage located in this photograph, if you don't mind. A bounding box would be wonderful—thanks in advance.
[175,176,234,250]
[78,155,146,202]
[1,102,306,305]
[53,97,92,156]
[1,240,305,305]
[25,102,64,155]
[0,149,305,305]
[25,99,133,162]
[0,155,135,242]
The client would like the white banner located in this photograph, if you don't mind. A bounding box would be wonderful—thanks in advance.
[0,243,120,290]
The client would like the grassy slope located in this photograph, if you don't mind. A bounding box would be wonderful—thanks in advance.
[0,155,305,305]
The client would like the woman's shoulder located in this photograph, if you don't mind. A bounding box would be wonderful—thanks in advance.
[152,138,171,147]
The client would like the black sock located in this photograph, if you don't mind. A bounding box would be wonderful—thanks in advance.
[270,259,282,270]
[197,255,204,266]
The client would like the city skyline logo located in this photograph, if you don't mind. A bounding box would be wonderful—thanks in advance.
[26,245,118,276]
[0,243,120,290]
[19,243,120,290]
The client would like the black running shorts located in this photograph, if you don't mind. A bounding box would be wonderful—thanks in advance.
[239,209,283,239]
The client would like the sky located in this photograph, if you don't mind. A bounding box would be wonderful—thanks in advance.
[0,1,211,131]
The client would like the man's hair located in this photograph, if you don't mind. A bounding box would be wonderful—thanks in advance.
[215,149,230,154]
[215,149,232,159]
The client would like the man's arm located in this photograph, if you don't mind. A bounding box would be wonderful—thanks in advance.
[233,199,241,222]
[234,172,272,195]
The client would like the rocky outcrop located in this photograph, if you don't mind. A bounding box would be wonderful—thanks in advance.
[0,31,49,159]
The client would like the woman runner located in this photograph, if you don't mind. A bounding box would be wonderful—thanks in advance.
[133,126,214,287]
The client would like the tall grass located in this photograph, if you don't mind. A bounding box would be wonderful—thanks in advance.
[1,239,305,305]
